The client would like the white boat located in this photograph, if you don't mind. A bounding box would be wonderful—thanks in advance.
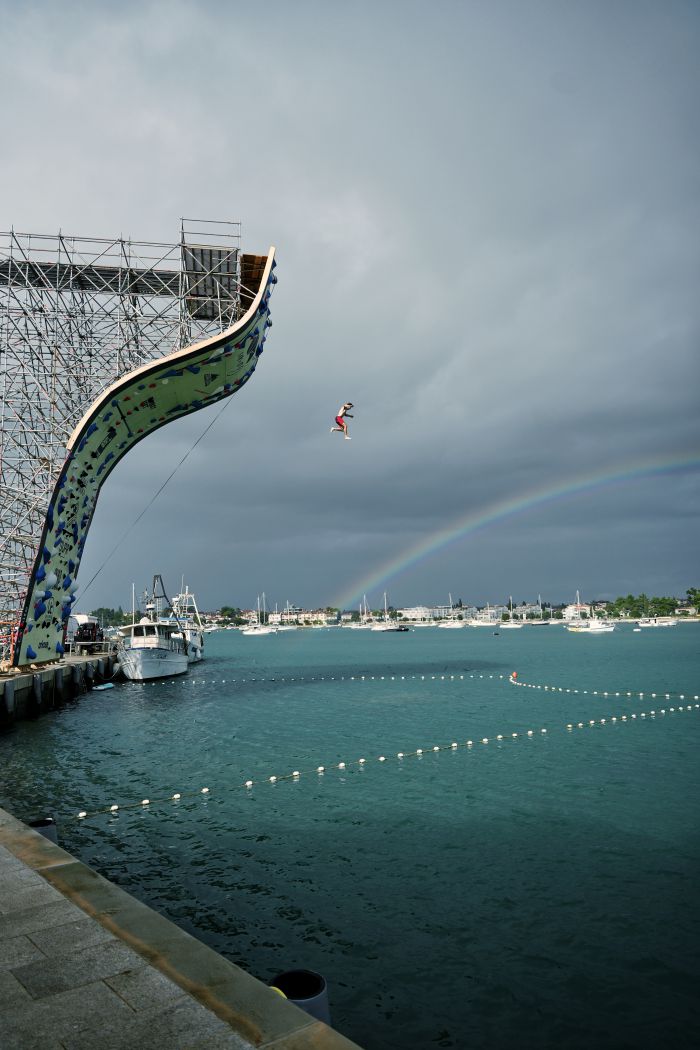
[500,596,524,629]
[117,577,189,680]
[637,617,677,628]
[567,618,615,633]
[371,593,410,632]
[241,593,277,635]
[439,593,465,627]
[160,584,204,662]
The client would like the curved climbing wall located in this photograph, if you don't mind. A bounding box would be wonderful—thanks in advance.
[13,250,277,667]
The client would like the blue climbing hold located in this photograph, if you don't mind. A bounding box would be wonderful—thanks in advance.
[26,645,37,660]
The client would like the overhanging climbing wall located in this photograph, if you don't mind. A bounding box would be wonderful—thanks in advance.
[12,249,276,667]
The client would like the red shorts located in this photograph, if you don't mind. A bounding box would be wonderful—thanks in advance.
[335,416,345,426]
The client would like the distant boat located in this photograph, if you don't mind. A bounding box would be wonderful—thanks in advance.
[275,602,299,631]
[117,575,189,680]
[349,594,375,629]
[637,617,677,628]
[467,604,498,627]
[371,593,410,632]
[499,596,524,629]
[439,592,465,628]
[566,618,615,634]
[241,593,277,636]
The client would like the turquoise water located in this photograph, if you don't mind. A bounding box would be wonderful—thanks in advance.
[1,624,699,1049]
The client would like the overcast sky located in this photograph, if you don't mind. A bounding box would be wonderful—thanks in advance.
[2,0,698,612]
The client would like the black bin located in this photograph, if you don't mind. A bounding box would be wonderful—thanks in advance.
[270,969,330,1025]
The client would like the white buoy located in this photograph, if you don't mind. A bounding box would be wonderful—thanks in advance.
[141,799,150,806]
[78,811,87,819]
[482,737,489,744]
[527,730,533,737]
[172,793,181,800]
[467,740,473,746]
[416,748,423,755]
[433,746,440,752]
[397,752,404,759]
[338,762,346,769]
[269,776,277,783]
[110,804,119,811]
[245,780,253,788]
[359,758,366,765]
[496,735,503,741]
[292,771,300,778]
[512,733,518,738]
[317,767,324,774]
[379,756,386,762]
[451,742,458,749]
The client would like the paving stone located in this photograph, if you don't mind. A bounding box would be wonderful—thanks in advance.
[0,980,134,1049]
[0,879,64,915]
[27,915,115,957]
[0,897,76,939]
[105,963,187,1012]
[13,937,143,999]
[0,968,31,1008]
[184,1032,261,1049]
[0,865,45,892]
[0,844,26,872]
[0,932,46,971]
[61,996,252,1050]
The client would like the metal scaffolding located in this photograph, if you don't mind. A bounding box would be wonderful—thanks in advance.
[0,219,253,663]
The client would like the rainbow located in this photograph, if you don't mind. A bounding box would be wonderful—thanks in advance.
[333,452,700,609]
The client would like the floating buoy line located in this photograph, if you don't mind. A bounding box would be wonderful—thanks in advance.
[509,671,699,703]
[72,670,700,822]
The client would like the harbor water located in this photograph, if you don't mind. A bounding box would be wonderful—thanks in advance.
[1,624,699,1049]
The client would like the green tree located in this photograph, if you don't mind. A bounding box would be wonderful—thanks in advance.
[89,606,131,626]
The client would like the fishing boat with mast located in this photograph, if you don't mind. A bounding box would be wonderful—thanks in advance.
[160,583,205,662]
[117,575,190,680]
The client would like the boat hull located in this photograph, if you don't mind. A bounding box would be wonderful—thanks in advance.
[119,648,189,681]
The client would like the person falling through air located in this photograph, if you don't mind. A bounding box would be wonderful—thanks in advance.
[330,402,354,440]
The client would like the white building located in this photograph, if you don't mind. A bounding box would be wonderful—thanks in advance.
[563,601,592,620]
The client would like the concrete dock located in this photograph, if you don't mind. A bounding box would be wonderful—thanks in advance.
[0,807,361,1049]
[0,651,119,727]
